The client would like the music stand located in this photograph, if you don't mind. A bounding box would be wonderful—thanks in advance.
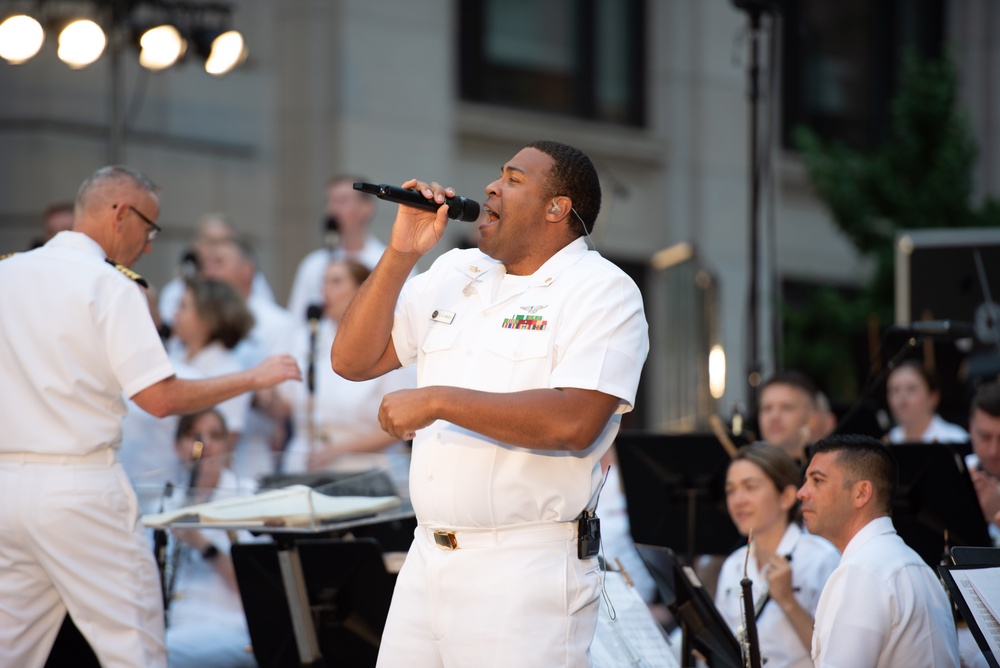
[938,562,1000,668]
[952,546,1000,566]
[635,544,743,668]
[890,443,992,568]
[233,538,395,668]
[615,432,744,563]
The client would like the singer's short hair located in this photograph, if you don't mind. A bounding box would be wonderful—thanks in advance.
[526,140,601,236]
[809,434,898,515]
[971,382,1000,419]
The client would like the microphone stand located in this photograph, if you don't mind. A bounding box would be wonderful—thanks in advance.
[305,306,322,468]
[153,481,174,613]
[732,0,782,415]
[164,437,204,627]
[832,335,922,437]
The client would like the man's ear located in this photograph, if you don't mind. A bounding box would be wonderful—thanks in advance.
[853,479,874,509]
[545,195,572,222]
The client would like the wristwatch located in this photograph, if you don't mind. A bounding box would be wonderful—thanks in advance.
[201,544,220,561]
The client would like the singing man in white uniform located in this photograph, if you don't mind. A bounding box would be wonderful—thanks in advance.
[0,165,300,668]
[332,141,649,667]
[797,434,959,668]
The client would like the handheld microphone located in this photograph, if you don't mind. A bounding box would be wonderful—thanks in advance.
[354,182,481,222]
[891,320,975,339]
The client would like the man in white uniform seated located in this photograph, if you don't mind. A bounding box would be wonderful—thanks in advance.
[798,434,959,668]
[332,140,649,666]
[0,165,300,668]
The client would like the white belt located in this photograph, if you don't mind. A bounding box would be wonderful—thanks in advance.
[419,521,576,551]
[0,448,117,465]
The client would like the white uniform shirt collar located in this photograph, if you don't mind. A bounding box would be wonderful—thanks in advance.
[841,515,894,561]
[454,236,590,287]
[775,522,805,557]
[47,230,107,259]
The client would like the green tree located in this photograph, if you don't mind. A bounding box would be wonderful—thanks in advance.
[788,54,1000,398]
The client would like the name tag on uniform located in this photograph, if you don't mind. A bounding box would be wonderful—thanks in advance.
[430,309,455,324]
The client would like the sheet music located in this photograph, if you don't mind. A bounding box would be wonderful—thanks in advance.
[141,485,400,527]
[592,570,680,668]
[952,568,1000,657]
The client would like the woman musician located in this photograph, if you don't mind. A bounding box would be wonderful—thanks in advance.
[715,445,840,668]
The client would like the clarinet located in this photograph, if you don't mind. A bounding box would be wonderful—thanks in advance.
[153,482,174,611]
[163,437,204,625]
[739,532,763,668]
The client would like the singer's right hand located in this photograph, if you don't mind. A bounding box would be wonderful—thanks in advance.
[388,179,452,257]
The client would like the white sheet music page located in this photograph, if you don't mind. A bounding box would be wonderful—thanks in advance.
[953,568,1000,657]
[592,570,680,668]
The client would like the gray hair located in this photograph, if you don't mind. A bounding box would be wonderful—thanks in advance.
[75,165,159,210]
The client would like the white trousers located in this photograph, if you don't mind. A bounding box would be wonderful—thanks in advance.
[0,452,166,668]
[376,524,601,668]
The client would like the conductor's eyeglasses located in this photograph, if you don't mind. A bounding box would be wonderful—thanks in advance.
[115,203,161,241]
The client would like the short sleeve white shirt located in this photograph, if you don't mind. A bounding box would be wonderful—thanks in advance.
[715,524,841,668]
[0,232,174,455]
[391,238,649,527]
[812,516,959,668]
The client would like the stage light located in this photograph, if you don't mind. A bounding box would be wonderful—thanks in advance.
[0,14,45,64]
[138,24,185,70]
[709,345,726,399]
[57,19,106,68]
[204,30,246,75]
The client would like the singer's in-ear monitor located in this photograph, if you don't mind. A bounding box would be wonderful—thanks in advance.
[549,200,561,214]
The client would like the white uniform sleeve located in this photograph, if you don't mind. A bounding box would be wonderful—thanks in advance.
[102,283,174,398]
[548,270,648,411]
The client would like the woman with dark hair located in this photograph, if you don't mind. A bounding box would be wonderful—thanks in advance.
[886,359,968,443]
[169,277,255,447]
[715,444,840,668]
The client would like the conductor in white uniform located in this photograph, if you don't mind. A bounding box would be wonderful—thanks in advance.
[0,165,300,668]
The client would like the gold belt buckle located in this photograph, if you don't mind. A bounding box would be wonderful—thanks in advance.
[433,531,458,550]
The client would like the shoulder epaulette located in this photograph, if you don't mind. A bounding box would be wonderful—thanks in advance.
[105,259,149,288]
[0,252,17,261]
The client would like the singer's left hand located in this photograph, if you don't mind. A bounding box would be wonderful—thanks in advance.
[378,388,438,440]
[765,554,795,607]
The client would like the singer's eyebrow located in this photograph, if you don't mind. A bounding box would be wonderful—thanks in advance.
[500,164,526,176]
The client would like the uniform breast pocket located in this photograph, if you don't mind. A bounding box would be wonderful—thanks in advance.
[484,328,553,390]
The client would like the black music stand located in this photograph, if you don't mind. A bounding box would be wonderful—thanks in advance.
[233,538,395,668]
[952,546,1000,566]
[615,432,744,563]
[890,443,992,568]
[636,544,743,668]
[938,561,1000,668]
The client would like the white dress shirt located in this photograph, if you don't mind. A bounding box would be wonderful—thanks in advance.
[812,516,959,668]
[887,414,969,444]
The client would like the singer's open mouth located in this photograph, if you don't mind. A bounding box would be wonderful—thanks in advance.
[483,204,500,223]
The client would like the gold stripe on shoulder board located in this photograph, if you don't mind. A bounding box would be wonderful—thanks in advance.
[105,259,149,288]
[0,252,17,261]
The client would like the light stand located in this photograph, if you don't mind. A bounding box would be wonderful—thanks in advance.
[732,0,782,415]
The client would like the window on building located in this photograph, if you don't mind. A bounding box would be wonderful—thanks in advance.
[782,0,944,151]
[458,0,646,127]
